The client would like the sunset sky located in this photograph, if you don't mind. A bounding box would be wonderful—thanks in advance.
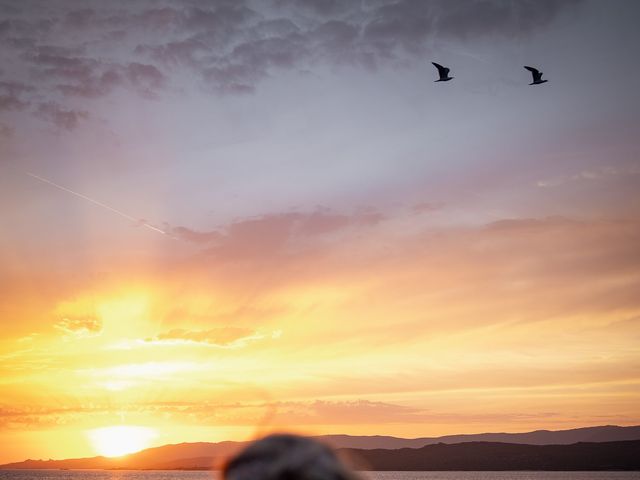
[1,0,640,464]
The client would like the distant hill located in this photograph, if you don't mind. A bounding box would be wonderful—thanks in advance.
[0,442,242,471]
[1,425,639,470]
[318,425,640,450]
[340,440,640,471]
[322,424,640,449]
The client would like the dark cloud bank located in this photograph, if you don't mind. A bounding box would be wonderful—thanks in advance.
[0,0,582,128]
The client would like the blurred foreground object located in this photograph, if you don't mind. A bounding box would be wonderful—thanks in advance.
[224,434,360,480]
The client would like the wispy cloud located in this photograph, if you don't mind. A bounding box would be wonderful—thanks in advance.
[54,316,102,340]
[170,208,384,260]
[144,327,278,348]
[536,165,640,188]
[35,102,88,130]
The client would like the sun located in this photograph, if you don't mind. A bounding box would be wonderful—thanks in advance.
[87,426,157,457]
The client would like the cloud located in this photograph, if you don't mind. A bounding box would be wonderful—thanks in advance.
[124,62,166,97]
[0,399,415,430]
[0,95,26,112]
[275,399,423,424]
[0,122,14,139]
[411,202,443,214]
[0,20,10,36]
[536,165,640,187]
[201,32,309,93]
[134,38,209,68]
[22,44,166,99]
[260,399,582,427]
[54,316,102,339]
[170,208,383,260]
[145,327,272,348]
[28,47,95,78]
[76,396,630,429]
[274,0,353,17]
[191,0,582,90]
[157,399,426,427]
[0,80,34,96]
[0,0,584,132]
[35,102,88,130]
[308,20,362,66]
[0,0,583,115]
[1,391,635,432]
[434,0,582,40]
[2,209,638,438]
[154,211,640,333]
[62,7,98,30]
[55,69,122,98]
[0,80,34,115]
[0,404,100,429]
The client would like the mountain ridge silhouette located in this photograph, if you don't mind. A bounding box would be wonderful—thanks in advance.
[2,424,639,470]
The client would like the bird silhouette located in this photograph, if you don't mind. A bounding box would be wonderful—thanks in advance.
[432,62,453,82]
[524,66,548,85]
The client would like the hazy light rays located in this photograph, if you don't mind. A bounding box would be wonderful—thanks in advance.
[2,210,639,454]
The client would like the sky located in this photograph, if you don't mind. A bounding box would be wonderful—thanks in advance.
[1,0,640,464]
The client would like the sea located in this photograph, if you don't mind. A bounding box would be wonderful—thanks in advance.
[0,471,638,480]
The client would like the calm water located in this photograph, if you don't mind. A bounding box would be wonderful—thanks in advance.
[0,471,639,480]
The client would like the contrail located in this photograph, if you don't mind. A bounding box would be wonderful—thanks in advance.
[26,172,168,236]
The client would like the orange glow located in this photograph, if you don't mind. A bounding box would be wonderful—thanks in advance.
[2,0,640,464]
[2,216,640,464]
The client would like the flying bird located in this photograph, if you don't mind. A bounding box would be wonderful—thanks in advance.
[432,62,453,82]
[524,66,548,85]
